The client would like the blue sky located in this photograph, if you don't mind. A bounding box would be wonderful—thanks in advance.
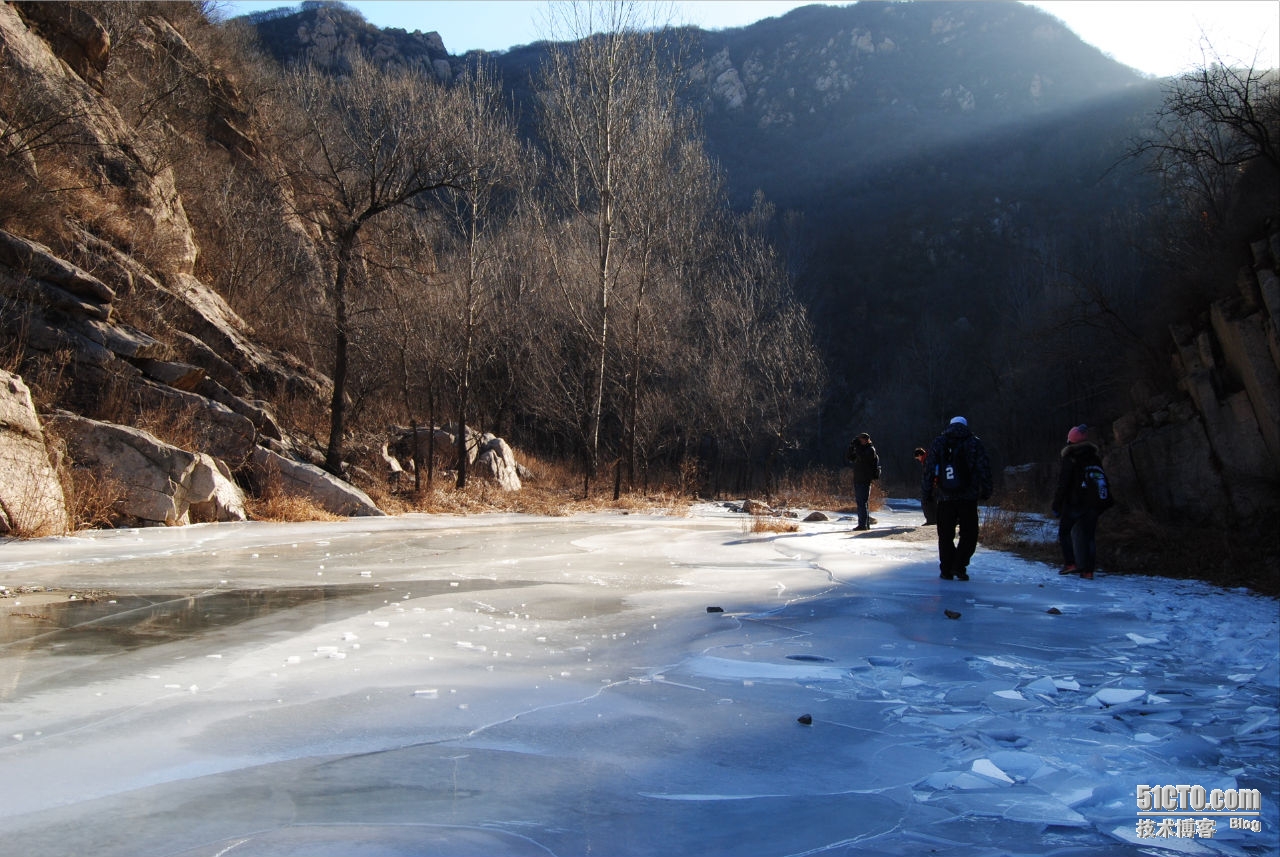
[218,1,1279,78]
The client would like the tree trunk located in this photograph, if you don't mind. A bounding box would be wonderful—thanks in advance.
[323,227,357,476]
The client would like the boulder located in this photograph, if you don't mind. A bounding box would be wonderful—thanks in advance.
[47,412,224,527]
[475,437,522,491]
[11,1,110,92]
[250,446,384,517]
[186,453,247,523]
[0,370,69,536]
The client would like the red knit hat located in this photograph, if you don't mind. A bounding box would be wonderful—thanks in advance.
[1067,424,1088,444]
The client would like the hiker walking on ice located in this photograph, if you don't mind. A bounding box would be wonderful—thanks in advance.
[1053,424,1114,580]
[921,416,991,580]
[846,431,880,531]
[914,446,937,525]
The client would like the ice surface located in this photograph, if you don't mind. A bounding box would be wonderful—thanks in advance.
[0,503,1276,856]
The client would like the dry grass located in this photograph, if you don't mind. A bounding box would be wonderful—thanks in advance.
[0,459,67,538]
[243,493,343,523]
[744,516,800,535]
[133,402,206,456]
[772,467,846,508]
[61,466,126,531]
[975,491,1280,595]
[978,504,1024,548]
[769,467,881,516]
[355,449,696,519]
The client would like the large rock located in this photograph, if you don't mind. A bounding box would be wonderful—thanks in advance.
[475,436,522,491]
[388,425,524,490]
[47,413,244,527]
[0,370,69,536]
[250,447,384,517]
[11,2,110,92]
[1107,230,1280,526]
[1,4,198,273]
[187,453,247,523]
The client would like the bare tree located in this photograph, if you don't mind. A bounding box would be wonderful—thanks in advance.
[436,60,527,488]
[271,52,465,475]
[691,194,825,496]
[536,0,678,494]
[1130,49,1279,233]
[614,130,721,496]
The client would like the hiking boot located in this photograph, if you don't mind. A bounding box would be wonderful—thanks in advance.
[1059,564,1077,575]
[1080,571,1094,580]
[939,572,954,580]
[955,570,970,581]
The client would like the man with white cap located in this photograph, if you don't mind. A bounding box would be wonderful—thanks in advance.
[920,416,992,580]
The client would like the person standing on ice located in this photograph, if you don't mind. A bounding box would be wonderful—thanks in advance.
[921,416,991,580]
[914,446,937,525]
[845,431,880,531]
[1052,424,1111,580]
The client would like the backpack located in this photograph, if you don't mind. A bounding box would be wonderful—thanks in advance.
[1078,463,1115,511]
[936,439,970,493]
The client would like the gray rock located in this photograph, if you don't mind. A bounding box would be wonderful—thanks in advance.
[49,413,209,526]
[250,446,384,517]
[186,453,247,523]
[475,436,522,491]
[0,370,69,536]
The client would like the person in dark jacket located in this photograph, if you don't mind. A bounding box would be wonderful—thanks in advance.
[1053,424,1107,580]
[921,416,992,580]
[914,447,937,525]
[846,432,880,531]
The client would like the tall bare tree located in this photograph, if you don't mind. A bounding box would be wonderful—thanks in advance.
[614,128,719,496]
[536,0,678,494]
[1131,49,1278,239]
[272,52,464,475]
[437,60,527,488]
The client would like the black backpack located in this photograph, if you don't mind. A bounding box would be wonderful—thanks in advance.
[936,439,970,492]
[1078,462,1115,511]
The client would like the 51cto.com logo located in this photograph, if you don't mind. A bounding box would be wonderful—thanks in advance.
[1135,784,1264,840]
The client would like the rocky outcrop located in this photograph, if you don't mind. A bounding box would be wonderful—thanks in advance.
[187,453,248,523]
[387,424,525,491]
[250,447,384,517]
[1107,231,1280,525]
[47,412,247,527]
[476,436,522,491]
[1,3,196,274]
[0,370,68,536]
[1,0,330,460]
[10,2,110,92]
[0,229,292,465]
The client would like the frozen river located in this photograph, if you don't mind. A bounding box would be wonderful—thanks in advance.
[0,503,1276,856]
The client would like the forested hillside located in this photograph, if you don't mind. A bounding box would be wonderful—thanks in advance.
[2,1,1277,589]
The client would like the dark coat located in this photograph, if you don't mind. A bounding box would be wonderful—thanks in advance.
[1053,441,1102,515]
[847,439,880,485]
[921,423,992,502]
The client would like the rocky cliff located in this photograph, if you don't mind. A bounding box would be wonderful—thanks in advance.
[1109,231,1280,526]
[0,2,380,530]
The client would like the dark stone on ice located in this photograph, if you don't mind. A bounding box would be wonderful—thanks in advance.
[1047,607,1063,614]
[797,714,812,725]
[944,609,961,620]
[706,606,724,613]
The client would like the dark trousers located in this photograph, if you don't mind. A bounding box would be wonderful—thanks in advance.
[922,490,938,525]
[1059,507,1100,573]
[936,498,979,575]
[854,482,871,529]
